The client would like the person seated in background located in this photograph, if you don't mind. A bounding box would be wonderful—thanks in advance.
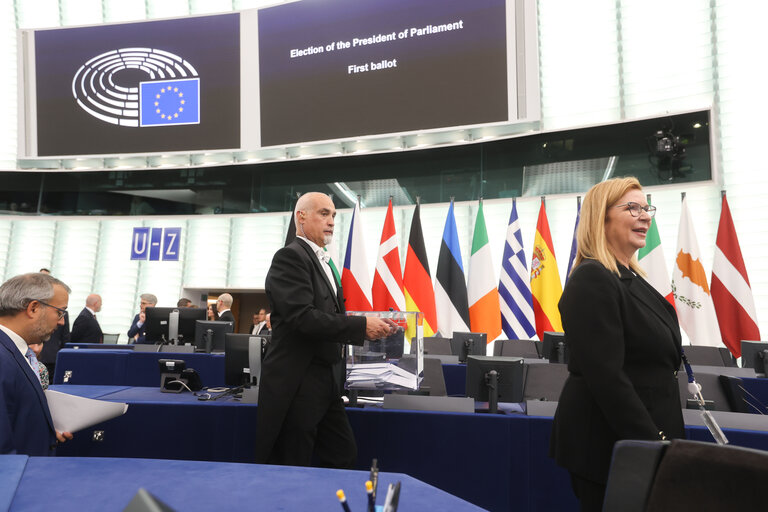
[177,298,194,308]
[262,313,272,335]
[216,293,235,323]
[128,293,157,344]
[251,308,269,335]
[0,272,73,455]
[207,304,216,321]
[70,294,103,344]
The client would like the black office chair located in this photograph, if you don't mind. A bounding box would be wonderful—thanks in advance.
[419,336,453,355]
[677,371,747,412]
[493,339,540,358]
[604,439,768,511]
[522,362,569,401]
[682,346,733,367]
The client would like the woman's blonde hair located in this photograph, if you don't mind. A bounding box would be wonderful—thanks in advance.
[572,176,646,277]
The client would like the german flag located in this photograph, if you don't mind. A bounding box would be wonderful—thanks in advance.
[404,203,437,337]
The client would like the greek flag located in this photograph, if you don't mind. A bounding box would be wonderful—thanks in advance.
[498,199,537,340]
[140,78,200,127]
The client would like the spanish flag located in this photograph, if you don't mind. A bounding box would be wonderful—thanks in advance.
[530,198,563,339]
[404,202,437,338]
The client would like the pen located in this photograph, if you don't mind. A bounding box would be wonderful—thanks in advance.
[365,480,375,512]
[382,483,394,512]
[369,458,379,502]
[337,489,352,512]
[389,482,401,512]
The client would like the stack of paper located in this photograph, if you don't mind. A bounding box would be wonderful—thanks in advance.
[347,363,417,390]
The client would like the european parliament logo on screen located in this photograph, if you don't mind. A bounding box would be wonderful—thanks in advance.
[71,48,200,128]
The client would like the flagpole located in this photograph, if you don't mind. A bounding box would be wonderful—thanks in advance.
[681,191,686,201]
[541,195,546,208]
[647,193,652,204]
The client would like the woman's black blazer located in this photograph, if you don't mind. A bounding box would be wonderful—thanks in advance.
[550,259,685,484]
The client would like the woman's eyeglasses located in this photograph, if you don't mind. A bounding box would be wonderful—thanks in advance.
[613,202,656,218]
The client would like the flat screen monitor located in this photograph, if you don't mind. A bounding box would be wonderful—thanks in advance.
[541,331,568,364]
[422,336,453,356]
[450,332,487,363]
[740,341,768,374]
[224,333,265,387]
[194,320,233,353]
[465,355,524,413]
[144,307,206,344]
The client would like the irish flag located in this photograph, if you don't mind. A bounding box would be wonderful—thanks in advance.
[468,200,502,343]
[637,217,675,306]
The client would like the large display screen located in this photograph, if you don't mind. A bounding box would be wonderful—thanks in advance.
[257,0,509,146]
[19,1,538,159]
[32,13,240,156]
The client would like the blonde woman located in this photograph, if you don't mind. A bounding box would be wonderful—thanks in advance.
[549,177,684,510]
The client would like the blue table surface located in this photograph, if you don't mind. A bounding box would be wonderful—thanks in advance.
[3,456,484,512]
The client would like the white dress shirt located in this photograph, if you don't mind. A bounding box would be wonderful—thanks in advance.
[297,236,337,296]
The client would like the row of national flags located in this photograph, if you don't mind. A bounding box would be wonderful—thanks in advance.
[336,193,760,357]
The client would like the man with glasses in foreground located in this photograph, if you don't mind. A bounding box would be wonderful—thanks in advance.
[0,272,74,455]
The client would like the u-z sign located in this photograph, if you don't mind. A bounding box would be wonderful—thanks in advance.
[131,227,181,261]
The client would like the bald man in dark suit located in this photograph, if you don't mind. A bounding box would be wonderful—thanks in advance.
[70,294,103,343]
[255,192,393,468]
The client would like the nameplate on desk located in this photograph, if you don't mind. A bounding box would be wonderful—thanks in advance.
[525,399,558,417]
[383,394,474,413]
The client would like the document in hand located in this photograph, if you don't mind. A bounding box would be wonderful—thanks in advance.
[44,389,129,433]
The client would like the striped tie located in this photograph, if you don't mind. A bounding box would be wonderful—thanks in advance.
[26,347,42,384]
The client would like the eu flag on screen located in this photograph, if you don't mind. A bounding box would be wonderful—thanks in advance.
[140,78,200,127]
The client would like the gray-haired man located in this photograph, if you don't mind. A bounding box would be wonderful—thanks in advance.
[0,273,73,455]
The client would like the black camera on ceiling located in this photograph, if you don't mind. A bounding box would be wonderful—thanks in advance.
[654,130,687,161]
[647,126,693,181]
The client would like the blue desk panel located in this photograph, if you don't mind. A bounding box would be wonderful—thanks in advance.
[51,385,768,511]
[53,349,132,385]
[53,349,225,387]
[10,457,482,512]
[0,455,27,512]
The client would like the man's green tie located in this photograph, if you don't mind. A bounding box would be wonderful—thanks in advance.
[324,247,342,287]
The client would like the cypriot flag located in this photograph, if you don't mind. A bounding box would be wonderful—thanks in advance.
[671,196,722,347]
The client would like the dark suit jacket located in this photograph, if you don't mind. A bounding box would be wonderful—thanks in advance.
[0,330,57,455]
[255,238,367,463]
[39,314,70,365]
[128,314,148,344]
[218,310,235,323]
[550,260,685,484]
[70,308,102,344]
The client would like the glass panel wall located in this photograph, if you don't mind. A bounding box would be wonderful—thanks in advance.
[0,110,713,216]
